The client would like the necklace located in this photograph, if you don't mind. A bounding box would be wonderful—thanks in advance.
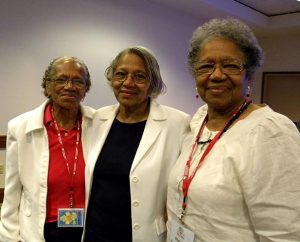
[197,130,213,145]
[51,108,81,208]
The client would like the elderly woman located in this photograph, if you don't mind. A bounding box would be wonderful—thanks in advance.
[83,46,190,242]
[167,18,300,241]
[0,56,95,242]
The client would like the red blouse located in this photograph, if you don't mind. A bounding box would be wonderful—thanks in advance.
[44,104,85,223]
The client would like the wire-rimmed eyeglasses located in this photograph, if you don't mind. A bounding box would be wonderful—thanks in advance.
[196,60,247,76]
[112,71,148,84]
[50,77,86,88]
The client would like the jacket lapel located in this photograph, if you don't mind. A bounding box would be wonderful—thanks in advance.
[130,101,166,173]
[25,100,49,134]
[87,104,119,175]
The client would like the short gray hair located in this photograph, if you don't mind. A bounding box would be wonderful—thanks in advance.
[105,46,166,98]
[188,18,264,79]
[41,56,91,97]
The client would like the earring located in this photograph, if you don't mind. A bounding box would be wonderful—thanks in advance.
[195,87,199,99]
[246,86,251,97]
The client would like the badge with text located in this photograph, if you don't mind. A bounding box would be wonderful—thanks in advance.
[57,208,84,227]
[169,220,195,242]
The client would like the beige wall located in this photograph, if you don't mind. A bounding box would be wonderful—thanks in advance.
[256,33,300,121]
[0,150,5,188]
[260,33,300,71]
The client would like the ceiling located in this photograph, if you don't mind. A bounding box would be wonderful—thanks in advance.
[235,0,300,16]
[147,0,300,36]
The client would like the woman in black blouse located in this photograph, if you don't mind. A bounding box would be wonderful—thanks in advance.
[83,46,190,242]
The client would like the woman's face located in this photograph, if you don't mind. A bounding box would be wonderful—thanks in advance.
[46,60,87,110]
[195,37,249,110]
[111,53,151,110]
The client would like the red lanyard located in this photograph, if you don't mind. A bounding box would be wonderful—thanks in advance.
[52,109,81,208]
[180,99,251,222]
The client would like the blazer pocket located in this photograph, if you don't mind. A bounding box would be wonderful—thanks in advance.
[20,191,32,217]
[155,216,167,236]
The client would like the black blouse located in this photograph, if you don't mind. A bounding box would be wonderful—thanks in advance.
[84,119,146,242]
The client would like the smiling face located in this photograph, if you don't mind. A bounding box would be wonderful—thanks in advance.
[111,53,150,111]
[195,37,249,111]
[46,59,88,110]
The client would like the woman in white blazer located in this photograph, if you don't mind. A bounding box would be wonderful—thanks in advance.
[83,46,190,242]
[0,57,95,242]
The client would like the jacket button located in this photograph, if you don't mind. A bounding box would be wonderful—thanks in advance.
[132,176,139,183]
[132,200,139,207]
[133,224,140,230]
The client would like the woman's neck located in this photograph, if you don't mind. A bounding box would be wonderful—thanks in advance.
[51,103,80,130]
[206,100,247,131]
[117,101,150,123]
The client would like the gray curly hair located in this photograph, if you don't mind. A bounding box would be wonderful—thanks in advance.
[41,56,91,97]
[188,18,264,79]
[105,46,166,98]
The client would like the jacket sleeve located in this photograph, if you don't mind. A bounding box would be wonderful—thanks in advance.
[0,125,22,242]
[178,113,191,152]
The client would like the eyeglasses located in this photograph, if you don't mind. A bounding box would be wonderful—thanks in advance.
[112,71,148,84]
[196,60,246,76]
[51,77,86,88]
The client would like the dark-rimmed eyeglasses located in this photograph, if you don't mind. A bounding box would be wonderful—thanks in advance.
[112,71,148,84]
[196,60,246,76]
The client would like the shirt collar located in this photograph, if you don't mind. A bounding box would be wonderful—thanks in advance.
[44,103,83,129]
[44,103,53,126]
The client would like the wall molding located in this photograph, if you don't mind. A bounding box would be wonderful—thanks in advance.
[0,135,6,148]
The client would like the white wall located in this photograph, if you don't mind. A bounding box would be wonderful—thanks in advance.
[1,0,299,187]
[0,0,203,134]
[1,0,299,136]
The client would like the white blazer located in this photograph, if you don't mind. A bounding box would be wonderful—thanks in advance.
[84,100,190,242]
[0,101,96,242]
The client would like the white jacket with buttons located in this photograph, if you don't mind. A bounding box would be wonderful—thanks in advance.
[84,100,190,242]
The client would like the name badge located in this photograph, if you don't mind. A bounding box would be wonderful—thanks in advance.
[168,219,195,242]
[57,208,84,227]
